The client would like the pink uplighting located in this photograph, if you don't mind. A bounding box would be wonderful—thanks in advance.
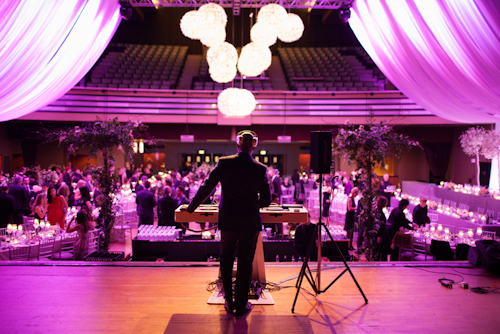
[0,0,122,122]
[350,0,500,123]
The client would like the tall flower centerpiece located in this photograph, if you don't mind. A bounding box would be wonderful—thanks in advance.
[333,120,418,260]
[42,117,153,251]
[460,127,487,186]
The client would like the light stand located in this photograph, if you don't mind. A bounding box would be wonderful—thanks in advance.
[291,172,368,313]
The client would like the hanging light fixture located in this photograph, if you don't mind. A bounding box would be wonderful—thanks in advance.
[237,42,272,77]
[207,42,239,66]
[250,21,277,47]
[256,4,288,29]
[209,62,237,83]
[200,25,226,47]
[278,13,304,43]
[180,10,202,40]
[218,88,256,117]
[198,3,227,29]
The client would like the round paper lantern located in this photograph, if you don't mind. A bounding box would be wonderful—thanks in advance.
[200,25,226,47]
[198,3,227,28]
[180,10,202,40]
[278,13,304,43]
[209,62,237,83]
[237,42,272,77]
[250,21,277,47]
[207,42,238,66]
[257,4,287,29]
[218,88,256,117]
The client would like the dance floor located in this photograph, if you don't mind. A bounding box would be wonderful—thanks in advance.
[1,261,499,333]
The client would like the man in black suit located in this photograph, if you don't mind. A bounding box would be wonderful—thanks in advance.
[136,181,157,225]
[0,185,15,228]
[187,130,271,317]
[157,186,178,226]
[8,175,29,224]
[175,186,190,206]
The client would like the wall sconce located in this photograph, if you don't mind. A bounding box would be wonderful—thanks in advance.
[198,149,205,155]
[260,150,267,155]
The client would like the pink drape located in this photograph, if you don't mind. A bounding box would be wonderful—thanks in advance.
[0,0,122,122]
[349,0,500,124]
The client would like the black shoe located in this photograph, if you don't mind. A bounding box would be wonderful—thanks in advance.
[234,302,253,317]
[224,301,235,315]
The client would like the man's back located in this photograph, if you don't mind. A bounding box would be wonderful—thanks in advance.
[8,184,28,211]
[136,189,156,214]
[157,195,178,225]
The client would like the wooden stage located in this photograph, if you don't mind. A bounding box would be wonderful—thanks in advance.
[1,261,499,333]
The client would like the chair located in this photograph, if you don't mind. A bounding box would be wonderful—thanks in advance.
[0,228,6,236]
[37,237,56,261]
[56,234,78,260]
[428,213,439,224]
[87,229,100,255]
[112,215,132,243]
[443,199,451,207]
[412,235,428,261]
[9,245,32,261]
[482,231,496,239]
[450,201,457,208]
[478,207,485,215]
[458,203,469,211]
[280,186,295,205]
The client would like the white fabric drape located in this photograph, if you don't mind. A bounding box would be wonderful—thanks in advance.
[0,0,121,122]
[349,0,500,124]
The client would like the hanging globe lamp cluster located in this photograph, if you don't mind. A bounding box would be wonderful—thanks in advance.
[180,3,304,117]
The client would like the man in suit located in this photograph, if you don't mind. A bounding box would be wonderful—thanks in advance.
[136,181,157,225]
[186,130,271,317]
[23,176,32,195]
[8,175,29,224]
[175,186,190,206]
[157,186,178,226]
[0,185,15,228]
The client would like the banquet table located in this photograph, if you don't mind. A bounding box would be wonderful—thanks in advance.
[402,181,500,215]
[0,232,77,261]
[390,197,500,235]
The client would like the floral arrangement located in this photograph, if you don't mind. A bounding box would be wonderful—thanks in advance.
[333,119,418,261]
[41,117,153,251]
[38,169,59,185]
[428,200,438,210]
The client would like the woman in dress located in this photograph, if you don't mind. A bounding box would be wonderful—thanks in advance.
[322,179,332,226]
[375,196,390,261]
[344,187,359,250]
[47,186,68,228]
[32,193,48,221]
[66,210,94,260]
[74,186,92,216]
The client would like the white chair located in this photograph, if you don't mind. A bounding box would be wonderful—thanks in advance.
[87,229,100,255]
[458,203,469,211]
[478,207,485,215]
[450,201,457,208]
[412,236,428,261]
[443,199,451,207]
[280,186,295,205]
[37,237,56,261]
[112,215,132,243]
[486,210,495,218]
[56,234,78,260]
[482,231,496,239]
[9,245,32,261]
[0,228,6,236]
[428,213,439,224]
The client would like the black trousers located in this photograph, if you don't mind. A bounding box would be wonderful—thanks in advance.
[220,231,260,310]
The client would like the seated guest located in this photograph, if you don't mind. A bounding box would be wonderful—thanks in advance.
[32,193,48,221]
[388,199,418,261]
[136,181,157,225]
[378,173,394,205]
[157,186,178,226]
[66,210,94,260]
[412,196,430,227]
[0,185,15,228]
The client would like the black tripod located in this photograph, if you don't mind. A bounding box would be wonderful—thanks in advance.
[292,173,368,313]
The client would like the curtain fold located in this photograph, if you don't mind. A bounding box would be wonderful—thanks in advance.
[349,0,500,124]
[0,0,122,122]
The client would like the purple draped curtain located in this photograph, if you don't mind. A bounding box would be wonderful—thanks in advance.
[0,0,122,122]
[350,0,500,124]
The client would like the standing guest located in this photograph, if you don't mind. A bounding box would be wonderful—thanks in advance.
[387,199,418,261]
[322,179,332,226]
[157,186,178,226]
[291,169,300,186]
[413,196,430,227]
[269,168,282,201]
[0,185,15,228]
[66,210,94,260]
[58,183,71,206]
[75,186,92,217]
[378,173,394,205]
[344,187,359,250]
[63,166,72,185]
[125,162,133,179]
[72,168,83,181]
[343,176,354,196]
[375,197,390,261]
[9,175,30,223]
[47,186,68,228]
[186,130,271,317]
[23,176,32,194]
[85,174,94,193]
[32,193,48,221]
[175,186,190,206]
[136,181,157,225]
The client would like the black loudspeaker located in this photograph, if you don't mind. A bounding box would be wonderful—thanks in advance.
[310,131,332,174]
[468,240,500,274]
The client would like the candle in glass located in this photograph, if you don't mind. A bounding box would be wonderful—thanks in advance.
[467,229,474,238]
[437,224,443,232]
[430,226,436,233]
[18,225,23,231]
[477,227,482,236]
[458,230,464,238]
[444,227,450,234]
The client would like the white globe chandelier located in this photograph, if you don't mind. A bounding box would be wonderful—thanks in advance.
[217,88,256,117]
[179,3,304,117]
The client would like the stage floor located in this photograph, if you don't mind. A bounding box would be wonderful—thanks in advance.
[1,261,499,333]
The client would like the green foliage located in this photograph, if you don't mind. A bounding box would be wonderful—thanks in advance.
[333,120,418,260]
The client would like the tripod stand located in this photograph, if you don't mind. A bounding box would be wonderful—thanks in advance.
[292,173,368,313]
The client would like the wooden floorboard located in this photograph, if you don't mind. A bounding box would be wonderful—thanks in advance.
[1,263,499,333]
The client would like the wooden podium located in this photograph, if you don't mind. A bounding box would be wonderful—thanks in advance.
[175,204,308,283]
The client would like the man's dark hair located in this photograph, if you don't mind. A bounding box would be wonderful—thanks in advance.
[399,199,410,210]
[144,181,151,189]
